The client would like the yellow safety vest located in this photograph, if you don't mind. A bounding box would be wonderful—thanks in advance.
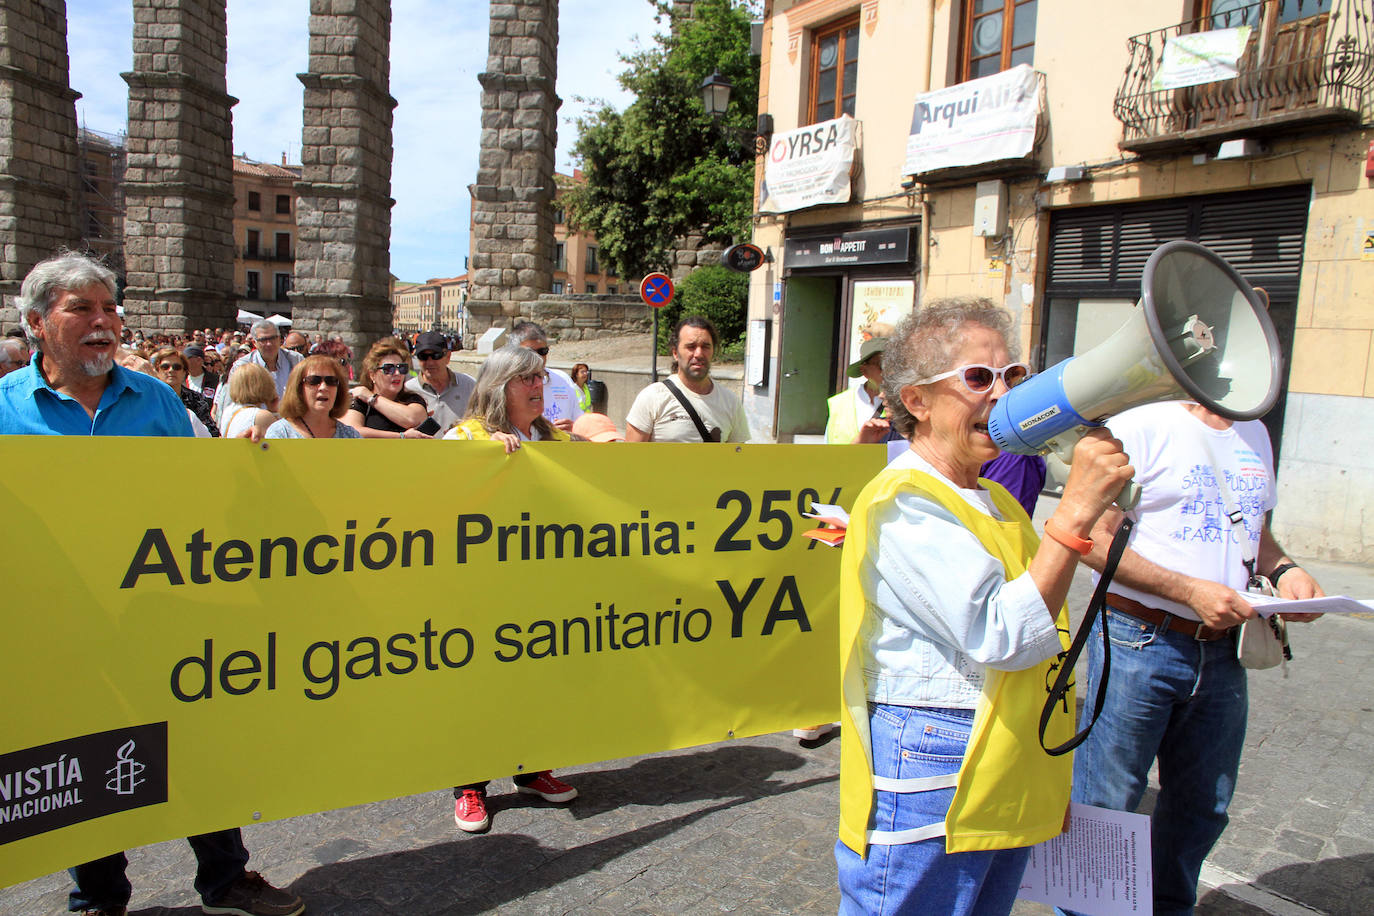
[451,418,572,442]
[825,385,882,445]
[825,390,860,444]
[838,469,1075,856]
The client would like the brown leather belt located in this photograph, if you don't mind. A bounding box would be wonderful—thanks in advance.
[1106,593,1236,642]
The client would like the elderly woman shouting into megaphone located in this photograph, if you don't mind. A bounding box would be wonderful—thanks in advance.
[834,300,1133,916]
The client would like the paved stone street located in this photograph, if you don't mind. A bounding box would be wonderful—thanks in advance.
[3,553,1371,916]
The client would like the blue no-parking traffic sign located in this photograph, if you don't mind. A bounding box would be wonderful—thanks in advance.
[639,272,674,308]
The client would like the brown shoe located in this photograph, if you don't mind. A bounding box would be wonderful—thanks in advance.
[201,870,304,916]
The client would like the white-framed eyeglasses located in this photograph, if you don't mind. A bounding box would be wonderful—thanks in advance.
[912,362,1031,393]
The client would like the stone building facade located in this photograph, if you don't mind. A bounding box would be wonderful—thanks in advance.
[233,155,302,315]
[748,0,1374,561]
[76,127,126,272]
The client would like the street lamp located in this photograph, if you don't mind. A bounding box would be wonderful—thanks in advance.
[700,70,733,120]
[700,70,771,157]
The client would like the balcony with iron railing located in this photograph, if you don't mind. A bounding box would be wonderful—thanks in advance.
[1114,0,1374,153]
[243,247,294,262]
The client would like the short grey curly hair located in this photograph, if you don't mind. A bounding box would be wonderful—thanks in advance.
[17,252,118,346]
[881,298,1020,439]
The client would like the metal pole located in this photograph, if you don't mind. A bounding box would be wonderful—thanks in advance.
[651,310,659,383]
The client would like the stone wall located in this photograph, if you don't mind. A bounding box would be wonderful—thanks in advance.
[466,0,559,338]
[668,234,724,281]
[520,293,654,342]
[291,0,396,362]
[120,0,237,333]
[0,0,82,330]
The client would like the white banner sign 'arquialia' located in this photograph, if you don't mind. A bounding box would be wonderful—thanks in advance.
[904,64,1040,177]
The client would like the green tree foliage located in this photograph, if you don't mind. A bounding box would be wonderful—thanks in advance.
[564,0,759,281]
[655,264,749,355]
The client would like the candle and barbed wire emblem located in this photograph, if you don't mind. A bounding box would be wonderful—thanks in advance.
[105,739,145,796]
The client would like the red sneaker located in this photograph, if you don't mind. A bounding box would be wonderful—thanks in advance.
[454,789,490,832]
[516,770,578,803]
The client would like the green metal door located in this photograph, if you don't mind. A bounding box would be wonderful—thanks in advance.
[775,276,839,438]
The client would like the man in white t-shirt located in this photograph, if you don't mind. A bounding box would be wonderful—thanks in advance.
[625,315,749,443]
[510,320,582,431]
[1071,401,1323,916]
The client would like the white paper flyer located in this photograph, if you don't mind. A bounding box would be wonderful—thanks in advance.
[1018,803,1153,916]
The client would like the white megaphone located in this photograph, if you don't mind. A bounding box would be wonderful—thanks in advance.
[987,240,1282,508]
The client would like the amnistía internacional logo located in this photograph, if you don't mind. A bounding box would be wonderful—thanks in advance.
[0,722,168,845]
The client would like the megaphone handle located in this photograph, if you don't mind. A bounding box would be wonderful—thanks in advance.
[1116,480,1142,512]
[1045,428,1142,512]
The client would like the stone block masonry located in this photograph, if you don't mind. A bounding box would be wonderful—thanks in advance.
[524,294,654,342]
[0,0,83,331]
[466,0,559,340]
[292,0,396,363]
[120,0,238,333]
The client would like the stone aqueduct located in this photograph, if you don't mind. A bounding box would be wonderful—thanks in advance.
[0,0,558,356]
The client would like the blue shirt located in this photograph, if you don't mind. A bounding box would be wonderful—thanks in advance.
[0,355,193,438]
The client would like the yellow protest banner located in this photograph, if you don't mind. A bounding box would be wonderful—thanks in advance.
[0,438,884,888]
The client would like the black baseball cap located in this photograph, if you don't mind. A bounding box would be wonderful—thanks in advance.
[415,331,449,354]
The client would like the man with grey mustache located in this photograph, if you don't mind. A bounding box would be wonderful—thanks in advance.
[0,253,188,436]
[0,252,305,916]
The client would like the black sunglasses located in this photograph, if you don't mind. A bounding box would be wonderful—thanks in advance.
[416,351,445,361]
[533,346,549,357]
[304,375,340,388]
[376,364,408,375]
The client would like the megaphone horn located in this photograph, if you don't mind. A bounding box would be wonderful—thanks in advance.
[987,240,1282,508]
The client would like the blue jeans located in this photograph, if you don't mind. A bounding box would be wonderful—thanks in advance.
[1070,608,1247,916]
[835,704,1031,916]
[68,828,249,911]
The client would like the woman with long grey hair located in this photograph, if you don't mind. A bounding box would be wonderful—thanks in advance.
[441,343,580,831]
[443,344,570,452]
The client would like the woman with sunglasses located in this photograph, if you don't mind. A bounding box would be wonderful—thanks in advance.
[264,356,361,439]
[151,346,220,437]
[343,337,431,439]
[834,300,1133,916]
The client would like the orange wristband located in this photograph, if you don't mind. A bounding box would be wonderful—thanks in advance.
[1043,519,1093,556]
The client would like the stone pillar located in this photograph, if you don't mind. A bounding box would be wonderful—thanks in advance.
[0,0,82,330]
[121,0,237,334]
[467,0,559,337]
[292,0,395,360]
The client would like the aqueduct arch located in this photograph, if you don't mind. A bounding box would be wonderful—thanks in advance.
[0,0,558,353]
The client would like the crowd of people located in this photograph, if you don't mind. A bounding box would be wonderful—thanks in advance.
[0,251,1328,916]
[0,252,755,916]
